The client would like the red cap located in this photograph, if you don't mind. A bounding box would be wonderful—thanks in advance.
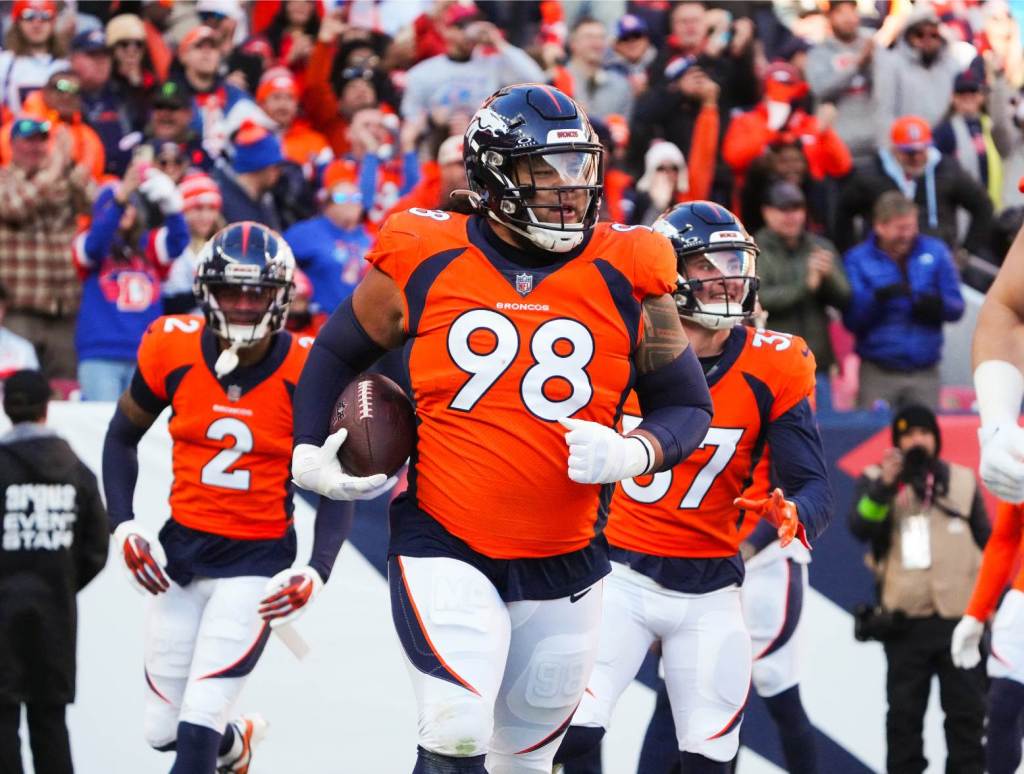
[256,68,298,103]
[180,25,218,53]
[763,62,808,103]
[293,267,313,298]
[443,2,482,27]
[890,115,932,151]
[12,0,56,20]
[179,172,222,211]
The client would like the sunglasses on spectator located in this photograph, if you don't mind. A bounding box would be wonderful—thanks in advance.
[49,78,79,95]
[619,32,646,42]
[20,9,53,22]
[910,28,942,40]
[198,11,227,23]
[115,39,145,50]
[331,190,363,205]
[341,66,374,81]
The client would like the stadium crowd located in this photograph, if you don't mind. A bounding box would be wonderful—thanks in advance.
[0,0,1016,412]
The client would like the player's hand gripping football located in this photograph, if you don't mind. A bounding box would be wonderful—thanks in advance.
[559,417,654,484]
[733,488,810,550]
[113,521,170,595]
[259,566,323,627]
[978,423,1024,503]
[291,428,398,501]
[950,615,985,669]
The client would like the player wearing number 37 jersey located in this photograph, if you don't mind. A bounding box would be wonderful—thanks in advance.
[291,84,713,773]
[101,223,353,774]
[556,202,832,772]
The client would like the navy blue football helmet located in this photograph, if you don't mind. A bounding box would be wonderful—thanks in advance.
[194,221,296,351]
[463,83,604,253]
[653,201,759,330]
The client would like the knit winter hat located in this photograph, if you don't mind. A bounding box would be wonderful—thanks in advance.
[179,172,222,211]
[232,124,283,174]
[256,67,298,104]
[891,403,942,454]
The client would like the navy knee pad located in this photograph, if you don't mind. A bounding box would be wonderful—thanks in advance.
[412,746,488,773]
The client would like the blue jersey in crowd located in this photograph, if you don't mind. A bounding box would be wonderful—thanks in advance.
[283,216,371,314]
[72,187,189,363]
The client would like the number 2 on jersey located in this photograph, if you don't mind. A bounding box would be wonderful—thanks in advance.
[620,415,742,508]
[447,309,594,421]
[200,417,253,490]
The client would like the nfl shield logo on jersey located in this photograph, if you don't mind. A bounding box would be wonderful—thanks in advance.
[515,272,534,297]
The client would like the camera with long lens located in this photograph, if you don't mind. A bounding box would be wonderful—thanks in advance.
[853,604,908,642]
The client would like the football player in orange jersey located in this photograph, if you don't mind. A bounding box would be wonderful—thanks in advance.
[290,84,714,773]
[555,201,832,773]
[952,501,1024,773]
[974,217,1024,503]
[101,223,355,774]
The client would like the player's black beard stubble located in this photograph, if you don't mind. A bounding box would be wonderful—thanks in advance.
[480,217,570,269]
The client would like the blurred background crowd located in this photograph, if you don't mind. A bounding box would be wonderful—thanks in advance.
[0,0,1017,414]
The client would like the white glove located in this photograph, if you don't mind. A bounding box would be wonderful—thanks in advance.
[559,417,654,484]
[259,566,323,627]
[979,423,1024,503]
[113,521,170,595]
[292,428,398,501]
[950,615,985,669]
[139,169,184,215]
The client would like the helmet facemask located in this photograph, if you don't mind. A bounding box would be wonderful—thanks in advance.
[675,248,759,330]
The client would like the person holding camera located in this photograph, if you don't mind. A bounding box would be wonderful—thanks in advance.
[849,403,989,774]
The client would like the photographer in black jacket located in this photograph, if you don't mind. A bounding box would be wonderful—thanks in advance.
[850,403,989,774]
[0,370,108,774]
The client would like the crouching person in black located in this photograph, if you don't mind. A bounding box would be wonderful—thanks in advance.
[850,403,989,774]
[0,370,108,774]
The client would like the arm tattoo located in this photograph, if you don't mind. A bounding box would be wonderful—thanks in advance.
[636,294,688,374]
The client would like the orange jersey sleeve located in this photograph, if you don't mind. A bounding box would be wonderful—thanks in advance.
[389,214,673,558]
[137,317,313,540]
[966,502,1024,621]
[607,327,817,557]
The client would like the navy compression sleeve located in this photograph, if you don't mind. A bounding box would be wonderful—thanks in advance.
[308,498,354,582]
[293,297,388,447]
[766,398,832,541]
[102,407,148,531]
[634,346,713,472]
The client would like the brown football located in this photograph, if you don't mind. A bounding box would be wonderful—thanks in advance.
[329,373,415,478]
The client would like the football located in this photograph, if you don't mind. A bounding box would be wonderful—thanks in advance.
[329,373,415,478]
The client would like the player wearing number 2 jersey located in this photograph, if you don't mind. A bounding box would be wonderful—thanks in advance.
[101,223,353,774]
[556,202,832,773]
[291,84,713,773]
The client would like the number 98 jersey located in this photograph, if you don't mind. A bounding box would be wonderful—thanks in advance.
[134,315,312,540]
[607,326,817,558]
[367,210,676,559]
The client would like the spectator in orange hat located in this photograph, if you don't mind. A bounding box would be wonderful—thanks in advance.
[1,69,105,181]
[176,25,267,163]
[257,66,332,178]
[0,0,65,119]
[284,169,371,317]
[723,61,852,209]
[837,114,993,258]
[162,171,224,314]
[384,135,467,219]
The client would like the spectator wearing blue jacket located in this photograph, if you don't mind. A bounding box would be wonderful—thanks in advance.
[284,170,371,316]
[843,191,964,411]
[72,164,188,400]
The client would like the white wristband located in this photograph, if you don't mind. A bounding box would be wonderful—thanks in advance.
[629,435,656,477]
[975,360,1024,428]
